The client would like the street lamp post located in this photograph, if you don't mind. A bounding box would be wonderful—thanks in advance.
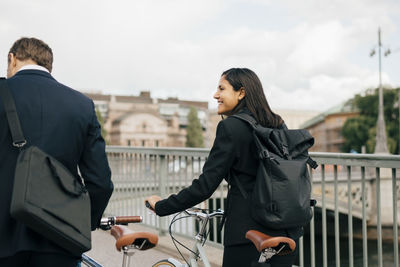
[370,28,390,154]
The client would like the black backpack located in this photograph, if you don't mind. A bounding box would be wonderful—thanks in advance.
[230,113,318,230]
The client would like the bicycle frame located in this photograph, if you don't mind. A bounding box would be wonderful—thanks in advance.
[82,211,224,267]
[181,209,223,267]
[81,211,295,267]
[80,254,103,267]
[188,242,211,267]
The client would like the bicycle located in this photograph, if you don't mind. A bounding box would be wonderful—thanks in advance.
[80,207,224,267]
[80,208,296,267]
[151,208,224,267]
[148,206,296,267]
[80,215,158,267]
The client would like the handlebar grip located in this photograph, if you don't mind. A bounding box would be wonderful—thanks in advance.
[115,216,142,224]
[145,201,155,211]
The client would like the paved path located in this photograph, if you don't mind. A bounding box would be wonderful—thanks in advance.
[85,224,223,267]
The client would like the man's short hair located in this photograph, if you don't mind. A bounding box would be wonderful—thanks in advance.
[9,37,53,72]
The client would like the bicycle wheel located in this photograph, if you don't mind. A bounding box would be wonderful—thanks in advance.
[80,254,103,267]
[152,257,183,267]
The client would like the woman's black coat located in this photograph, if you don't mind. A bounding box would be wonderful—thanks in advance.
[155,110,302,246]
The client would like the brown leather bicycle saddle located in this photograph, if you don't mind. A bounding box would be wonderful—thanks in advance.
[245,230,296,255]
[111,225,158,251]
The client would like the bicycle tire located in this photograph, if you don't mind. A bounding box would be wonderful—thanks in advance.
[80,254,103,267]
[152,258,181,267]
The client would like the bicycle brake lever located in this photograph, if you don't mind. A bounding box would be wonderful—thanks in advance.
[99,224,112,231]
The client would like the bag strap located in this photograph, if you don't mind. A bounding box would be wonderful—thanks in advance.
[231,113,269,154]
[231,113,257,129]
[0,78,27,148]
[218,169,248,231]
[232,113,288,159]
[230,170,248,199]
[230,113,273,200]
[307,157,318,169]
[218,171,232,231]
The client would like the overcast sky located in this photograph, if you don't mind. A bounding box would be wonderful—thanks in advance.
[1,0,399,111]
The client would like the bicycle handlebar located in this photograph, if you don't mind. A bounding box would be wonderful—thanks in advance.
[144,200,224,219]
[99,216,142,230]
[184,208,224,220]
[182,208,225,244]
[117,216,142,223]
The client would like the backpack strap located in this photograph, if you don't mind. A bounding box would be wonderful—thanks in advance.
[231,113,269,155]
[233,114,291,160]
[230,170,248,199]
[307,157,318,169]
[231,113,257,129]
[218,170,247,231]
[219,168,252,232]
[219,114,257,231]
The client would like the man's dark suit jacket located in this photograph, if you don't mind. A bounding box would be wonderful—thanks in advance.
[155,109,302,247]
[0,69,114,257]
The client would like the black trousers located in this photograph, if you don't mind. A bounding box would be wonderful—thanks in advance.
[0,251,79,267]
[222,240,298,267]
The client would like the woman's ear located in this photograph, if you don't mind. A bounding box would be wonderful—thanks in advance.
[238,87,246,100]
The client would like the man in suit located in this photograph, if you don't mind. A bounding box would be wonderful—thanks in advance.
[0,37,114,267]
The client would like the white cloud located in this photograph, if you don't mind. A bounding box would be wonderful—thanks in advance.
[287,22,349,74]
[1,0,399,112]
[279,0,400,22]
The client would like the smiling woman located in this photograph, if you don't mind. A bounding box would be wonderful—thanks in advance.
[217,68,284,128]
[214,75,244,115]
[145,68,299,267]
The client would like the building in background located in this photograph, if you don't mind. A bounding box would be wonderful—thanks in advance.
[300,101,359,152]
[84,91,209,147]
[275,109,319,129]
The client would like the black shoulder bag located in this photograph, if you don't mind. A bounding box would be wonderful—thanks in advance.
[0,78,91,256]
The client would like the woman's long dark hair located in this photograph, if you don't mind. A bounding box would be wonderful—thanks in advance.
[222,68,284,128]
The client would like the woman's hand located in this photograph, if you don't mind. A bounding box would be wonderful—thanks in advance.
[145,195,161,213]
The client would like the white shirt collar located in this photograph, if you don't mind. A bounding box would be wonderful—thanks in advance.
[18,64,50,73]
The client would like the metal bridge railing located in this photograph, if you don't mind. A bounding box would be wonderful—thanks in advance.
[309,152,399,267]
[104,146,400,267]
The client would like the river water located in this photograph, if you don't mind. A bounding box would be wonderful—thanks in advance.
[299,234,399,267]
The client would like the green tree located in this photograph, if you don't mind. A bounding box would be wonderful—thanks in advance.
[341,88,400,154]
[95,107,108,144]
[186,107,204,148]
